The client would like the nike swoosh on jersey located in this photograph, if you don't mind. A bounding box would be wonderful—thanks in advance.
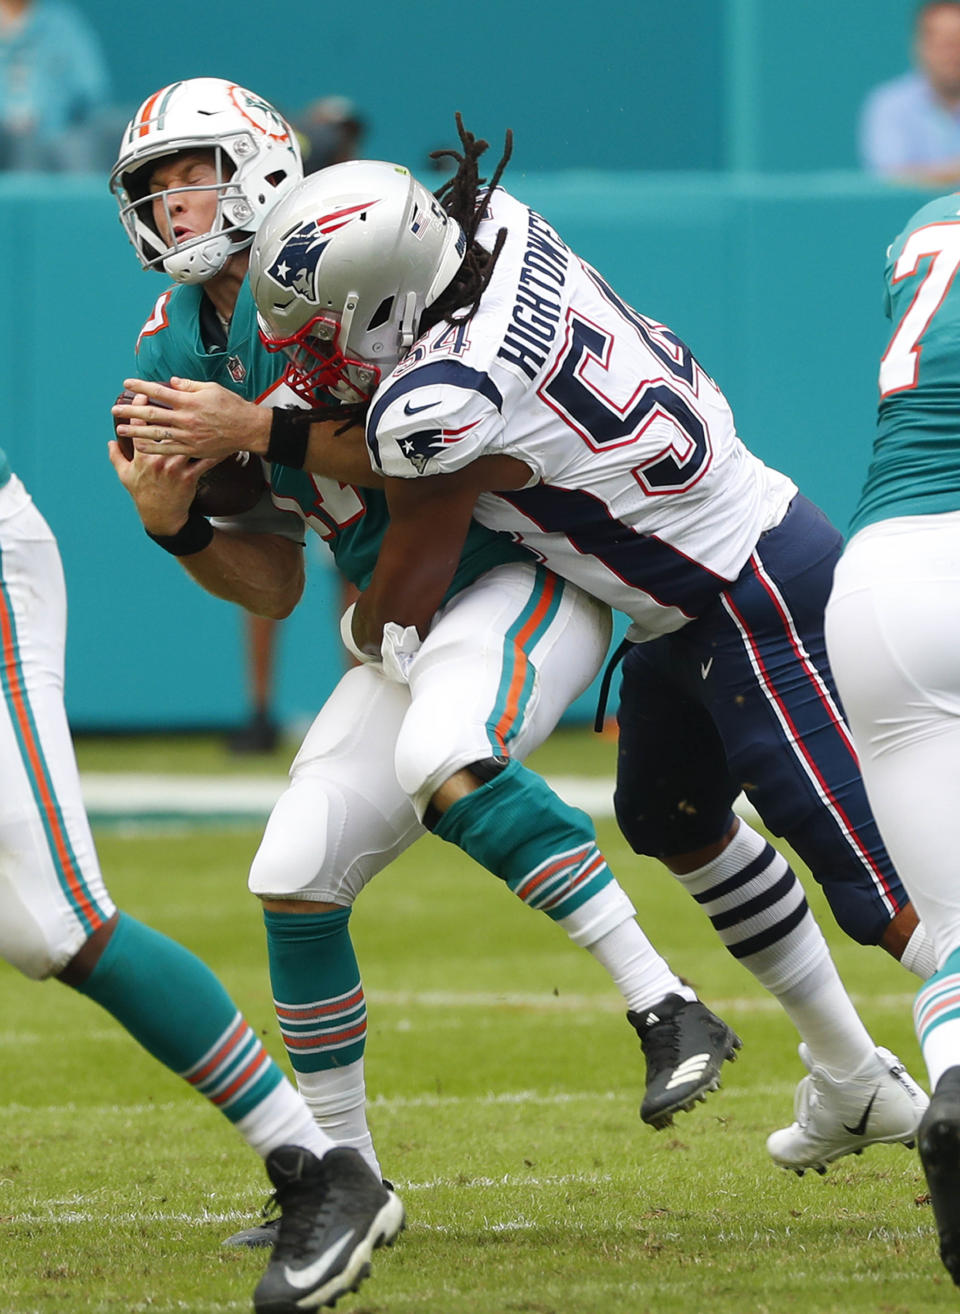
[282,1229,356,1290]
[700,658,713,679]
[842,1087,879,1138]
[403,399,439,415]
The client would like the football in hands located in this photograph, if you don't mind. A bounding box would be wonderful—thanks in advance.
[113,387,267,516]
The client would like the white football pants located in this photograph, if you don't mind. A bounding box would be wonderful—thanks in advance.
[825,510,960,968]
[248,561,613,904]
[0,476,115,978]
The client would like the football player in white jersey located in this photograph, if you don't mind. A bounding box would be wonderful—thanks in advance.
[109,79,752,1258]
[826,192,960,1286]
[123,120,932,1177]
[0,445,403,1311]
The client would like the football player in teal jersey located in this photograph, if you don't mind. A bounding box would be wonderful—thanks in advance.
[826,191,960,1287]
[117,113,931,1182]
[0,444,404,1314]
[109,79,744,1254]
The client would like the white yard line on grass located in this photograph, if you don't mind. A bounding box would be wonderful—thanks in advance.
[0,989,915,1046]
[81,771,760,825]
[0,987,915,1053]
[0,1082,825,1121]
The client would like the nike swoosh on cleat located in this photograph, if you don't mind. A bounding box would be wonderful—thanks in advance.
[282,1229,356,1290]
[403,399,439,415]
[842,1087,880,1138]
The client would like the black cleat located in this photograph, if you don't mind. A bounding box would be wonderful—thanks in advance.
[253,1145,404,1313]
[918,1065,960,1287]
[627,994,741,1129]
[224,1177,395,1249]
[223,1214,281,1249]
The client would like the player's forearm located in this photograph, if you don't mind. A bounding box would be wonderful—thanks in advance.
[302,421,383,488]
[263,412,382,488]
[352,523,463,650]
[351,568,447,653]
[178,530,304,619]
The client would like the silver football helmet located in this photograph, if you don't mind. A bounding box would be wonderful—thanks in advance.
[249,160,467,403]
[110,77,302,284]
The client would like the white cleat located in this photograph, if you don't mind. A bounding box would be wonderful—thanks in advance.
[766,1043,929,1176]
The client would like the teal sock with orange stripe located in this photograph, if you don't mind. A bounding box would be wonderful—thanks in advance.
[433,758,614,921]
[76,911,284,1123]
[262,907,380,1173]
[915,947,960,1089]
[263,907,366,1074]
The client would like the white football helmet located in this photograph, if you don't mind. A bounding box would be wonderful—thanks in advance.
[110,77,302,284]
[249,160,467,403]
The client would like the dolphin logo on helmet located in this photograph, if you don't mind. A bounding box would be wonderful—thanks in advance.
[110,77,303,285]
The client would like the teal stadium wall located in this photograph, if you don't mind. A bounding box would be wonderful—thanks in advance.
[9,0,938,729]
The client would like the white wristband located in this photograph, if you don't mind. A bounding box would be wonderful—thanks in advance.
[339,601,379,665]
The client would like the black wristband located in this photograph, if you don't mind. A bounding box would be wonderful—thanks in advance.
[267,407,310,469]
[145,510,214,556]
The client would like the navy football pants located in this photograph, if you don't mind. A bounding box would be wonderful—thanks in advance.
[614,494,907,947]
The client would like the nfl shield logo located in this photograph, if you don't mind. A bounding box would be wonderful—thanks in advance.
[227,355,246,383]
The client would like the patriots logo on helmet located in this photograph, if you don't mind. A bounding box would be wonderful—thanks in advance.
[265,201,381,300]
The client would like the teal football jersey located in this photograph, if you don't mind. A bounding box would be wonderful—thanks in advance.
[850,192,960,534]
[134,280,527,593]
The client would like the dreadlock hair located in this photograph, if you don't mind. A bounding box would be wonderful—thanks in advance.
[419,113,513,335]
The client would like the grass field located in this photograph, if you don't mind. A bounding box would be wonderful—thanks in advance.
[0,728,948,1314]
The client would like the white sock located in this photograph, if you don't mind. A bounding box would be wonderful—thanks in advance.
[778,960,876,1078]
[233,1077,334,1159]
[901,922,938,980]
[582,917,695,1013]
[674,819,874,1077]
[294,1059,381,1178]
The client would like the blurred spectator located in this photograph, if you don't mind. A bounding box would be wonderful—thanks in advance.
[0,0,109,171]
[292,95,365,174]
[860,1,960,185]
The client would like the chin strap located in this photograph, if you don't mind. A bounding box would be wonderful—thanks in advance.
[398,290,419,349]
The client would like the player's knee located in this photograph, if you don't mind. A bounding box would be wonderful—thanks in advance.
[395,727,463,817]
[614,784,733,860]
[0,912,77,980]
[248,784,337,899]
[819,880,887,947]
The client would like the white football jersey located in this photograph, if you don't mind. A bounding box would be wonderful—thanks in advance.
[367,188,796,639]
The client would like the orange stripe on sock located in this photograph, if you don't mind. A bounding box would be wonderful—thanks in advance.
[211,1045,271,1106]
[281,1020,367,1049]
[274,987,365,1020]
[187,1017,248,1086]
[918,990,960,1026]
[515,844,592,900]
[0,586,103,932]
[541,853,607,909]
